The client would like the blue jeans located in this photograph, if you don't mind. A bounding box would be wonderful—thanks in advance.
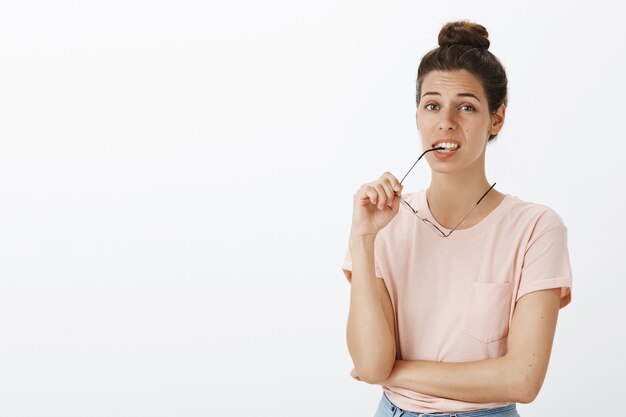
[373,392,520,417]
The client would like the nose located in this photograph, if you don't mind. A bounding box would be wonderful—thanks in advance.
[437,108,457,130]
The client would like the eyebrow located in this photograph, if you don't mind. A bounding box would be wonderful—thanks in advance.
[421,92,481,102]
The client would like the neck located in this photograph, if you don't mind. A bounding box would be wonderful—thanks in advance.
[426,158,499,228]
[428,173,491,209]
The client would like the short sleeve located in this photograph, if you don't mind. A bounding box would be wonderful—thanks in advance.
[341,241,385,284]
[517,219,573,309]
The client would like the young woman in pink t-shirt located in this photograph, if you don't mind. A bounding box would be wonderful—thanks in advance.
[344,20,572,417]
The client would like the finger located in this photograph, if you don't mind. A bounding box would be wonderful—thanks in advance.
[381,172,403,194]
[380,178,396,205]
[361,185,378,207]
[391,190,401,212]
[373,183,388,210]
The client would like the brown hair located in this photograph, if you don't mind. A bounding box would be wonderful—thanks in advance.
[416,20,508,142]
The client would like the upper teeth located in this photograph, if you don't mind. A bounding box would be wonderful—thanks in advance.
[436,142,460,149]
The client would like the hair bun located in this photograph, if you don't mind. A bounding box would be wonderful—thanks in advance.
[438,20,490,49]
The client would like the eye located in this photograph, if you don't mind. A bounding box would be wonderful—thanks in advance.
[425,103,438,110]
[461,104,476,112]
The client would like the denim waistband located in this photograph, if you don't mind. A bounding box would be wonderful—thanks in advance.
[380,392,519,417]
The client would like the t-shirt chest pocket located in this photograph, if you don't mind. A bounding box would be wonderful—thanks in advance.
[460,281,513,343]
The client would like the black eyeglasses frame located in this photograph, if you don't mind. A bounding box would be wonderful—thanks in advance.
[396,147,496,238]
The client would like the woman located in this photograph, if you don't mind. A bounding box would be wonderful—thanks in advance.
[341,20,573,417]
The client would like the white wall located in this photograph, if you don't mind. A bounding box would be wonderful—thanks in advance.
[0,1,623,415]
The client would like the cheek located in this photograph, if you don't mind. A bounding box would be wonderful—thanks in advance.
[416,115,431,130]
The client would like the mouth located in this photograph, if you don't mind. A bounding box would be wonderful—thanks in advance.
[429,140,461,160]
[431,141,461,153]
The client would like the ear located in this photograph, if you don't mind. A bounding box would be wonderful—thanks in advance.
[489,104,506,135]
[415,108,420,131]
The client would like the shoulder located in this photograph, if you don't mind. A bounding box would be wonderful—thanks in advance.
[503,194,568,234]
[500,194,569,254]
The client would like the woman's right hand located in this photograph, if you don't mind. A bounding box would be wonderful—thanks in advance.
[351,172,404,237]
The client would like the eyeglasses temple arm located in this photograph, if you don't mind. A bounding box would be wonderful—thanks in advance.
[399,148,442,185]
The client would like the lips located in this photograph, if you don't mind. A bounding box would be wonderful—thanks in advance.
[432,147,459,160]
[430,138,461,161]
[432,138,462,148]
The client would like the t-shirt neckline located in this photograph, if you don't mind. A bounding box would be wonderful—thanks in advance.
[417,189,511,240]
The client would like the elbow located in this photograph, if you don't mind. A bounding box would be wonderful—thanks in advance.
[349,340,396,385]
[505,354,543,404]
[356,366,393,385]
[512,377,541,404]
[354,358,395,385]
[516,388,539,404]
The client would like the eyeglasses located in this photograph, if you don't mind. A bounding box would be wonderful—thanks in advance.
[397,147,496,238]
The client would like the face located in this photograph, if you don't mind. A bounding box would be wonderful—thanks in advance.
[416,69,505,174]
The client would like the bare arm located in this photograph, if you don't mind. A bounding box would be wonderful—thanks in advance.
[380,288,561,403]
[346,234,396,384]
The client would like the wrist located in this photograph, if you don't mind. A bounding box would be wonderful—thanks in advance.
[349,232,377,246]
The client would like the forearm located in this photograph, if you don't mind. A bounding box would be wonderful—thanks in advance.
[383,356,520,404]
[346,234,396,383]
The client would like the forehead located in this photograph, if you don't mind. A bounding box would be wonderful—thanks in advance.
[421,70,485,100]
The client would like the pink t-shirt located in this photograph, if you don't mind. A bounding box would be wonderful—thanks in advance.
[341,189,573,413]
